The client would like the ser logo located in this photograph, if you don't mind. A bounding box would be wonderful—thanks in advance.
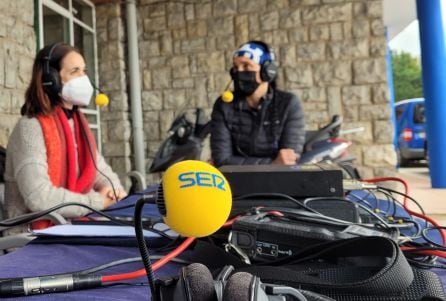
[178,172,226,191]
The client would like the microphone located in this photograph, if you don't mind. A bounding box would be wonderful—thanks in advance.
[90,81,109,107]
[221,79,234,103]
[156,160,232,237]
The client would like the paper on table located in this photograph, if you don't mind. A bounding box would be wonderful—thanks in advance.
[33,224,178,238]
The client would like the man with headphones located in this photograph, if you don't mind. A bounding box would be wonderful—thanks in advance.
[211,41,305,167]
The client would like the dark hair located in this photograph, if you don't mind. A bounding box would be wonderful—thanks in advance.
[21,43,81,117]
[246,40,278,89]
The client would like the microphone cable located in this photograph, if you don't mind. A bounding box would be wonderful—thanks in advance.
[76,109,119,202]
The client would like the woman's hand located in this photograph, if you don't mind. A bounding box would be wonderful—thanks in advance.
[98,187,127,208]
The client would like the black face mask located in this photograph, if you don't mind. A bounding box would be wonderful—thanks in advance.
[232,71,260,97]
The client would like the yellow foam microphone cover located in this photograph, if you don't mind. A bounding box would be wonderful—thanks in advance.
[221,91,234,103]
[161,160,232,237]
[95,93,109,107]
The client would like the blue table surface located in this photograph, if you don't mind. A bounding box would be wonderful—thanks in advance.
[0,188,445,300]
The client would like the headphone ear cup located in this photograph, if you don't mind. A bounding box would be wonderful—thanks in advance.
[42,66,62,98]
[223,272,267,301]
[229,67,237,80]
[174,263,217,301]
[260,60,278,83]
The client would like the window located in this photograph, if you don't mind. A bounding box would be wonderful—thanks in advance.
[395,105,405,122]
[36,0,101,151]
[413,104,425,124]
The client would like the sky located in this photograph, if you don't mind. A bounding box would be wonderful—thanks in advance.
[388,20,421,57]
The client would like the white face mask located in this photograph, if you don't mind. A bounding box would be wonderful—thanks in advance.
[61,75,94,106]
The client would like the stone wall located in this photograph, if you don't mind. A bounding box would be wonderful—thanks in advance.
[136,0,396,179]
[95,3,132,185]
[0,0,35,147]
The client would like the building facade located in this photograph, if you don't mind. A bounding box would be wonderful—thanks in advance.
[0,0,395,186]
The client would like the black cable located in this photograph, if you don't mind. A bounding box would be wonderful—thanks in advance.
[233,193,319,213]
[76,109,118,202]
[0,202,174,240]
[134,195,157,296]
[422,227,446,249]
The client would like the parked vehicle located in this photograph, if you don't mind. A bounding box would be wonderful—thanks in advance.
[149,111,359,178]
[394,98,427,166]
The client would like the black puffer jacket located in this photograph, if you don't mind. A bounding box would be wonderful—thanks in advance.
[210,88,305,167]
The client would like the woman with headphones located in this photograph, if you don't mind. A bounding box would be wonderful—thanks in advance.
[210,41,306,167]
[3,43,126,223]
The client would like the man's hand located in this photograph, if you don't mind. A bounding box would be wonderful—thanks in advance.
[272,148,299,165]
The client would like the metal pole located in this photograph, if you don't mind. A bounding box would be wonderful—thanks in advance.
[416,0,446,188]
[126,0,146,175]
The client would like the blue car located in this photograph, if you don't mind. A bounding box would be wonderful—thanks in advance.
[394,98,427,166]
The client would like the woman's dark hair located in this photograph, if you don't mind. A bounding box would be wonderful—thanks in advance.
[21,43,80,117]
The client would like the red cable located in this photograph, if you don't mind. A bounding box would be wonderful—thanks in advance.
[101,237,195,282]
[101,215,241,283]
[400,246,446,258]
[363,176,446,246]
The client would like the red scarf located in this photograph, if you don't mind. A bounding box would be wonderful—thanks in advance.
[37,107,96,193]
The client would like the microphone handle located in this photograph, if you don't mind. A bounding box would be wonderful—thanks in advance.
[0,274,101,296]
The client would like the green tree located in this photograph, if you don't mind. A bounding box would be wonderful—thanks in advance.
[391,50,423,102]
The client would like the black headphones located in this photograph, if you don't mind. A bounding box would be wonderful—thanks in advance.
[155,263,318,301]
[230,40,278,83]
[41,42,63,99]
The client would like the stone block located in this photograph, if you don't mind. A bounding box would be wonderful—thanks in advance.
[313,61,351,85]
[371,18,385,36]
[279,8,301,29]
[110,120,132,141]
[343,105,359,121]
[172,78,194,89]
[329,23,343,41]
[108,18,123,41]
[248,15,261,36]
[159,110,175,134]
[142,91,163,111]
[372,83,390,104]
[144,111,159,123]
[261,11,279,31]
[181,38,206,53]
[208,17,234,37]
[239,0,267,13]
[359,104,392,121]
[235,15,249,46]
[363,144,397,167]
[213,0,237,17]
[140,40,160,58]
[305,110,329,124]
[148,57,168,68]
[0,114,19,146]
[280,45,297,67]
[374,120,394,144]
[185,4,195,20]
[103,142,130,157]
[172,28,187,40]
[143,3,166,18]
[297,43,326,61]
[341,85,371,105]
[187,20,208,38]
[284,65,313,87]
[327,86,342,117]
[196,51,226,73]
[215,35,236,51]
[195,2,212,19]
[353,59,387,84]
[289,28,309,43]
[144,16,166,32]
[167,12,185,29]
[143,121,160,141]
[163,89,187,110]
[367,1,383,18]
[160,35,173,55]
[152,67,171,89]
[328,40,369,59]
[370,37,386,57]
[300,87,326,102]
[143,70,152,90]
[302,3,352,24]
[0,90,11,113]
[309,24,329,41]
[356,165,374,179]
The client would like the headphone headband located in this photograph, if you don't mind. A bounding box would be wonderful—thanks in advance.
[41,42,64,98]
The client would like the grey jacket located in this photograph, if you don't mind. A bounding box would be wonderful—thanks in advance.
[4,116,124,220]
[211,88,305,167]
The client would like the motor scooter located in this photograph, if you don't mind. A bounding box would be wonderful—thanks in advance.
[148,112,360,177]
